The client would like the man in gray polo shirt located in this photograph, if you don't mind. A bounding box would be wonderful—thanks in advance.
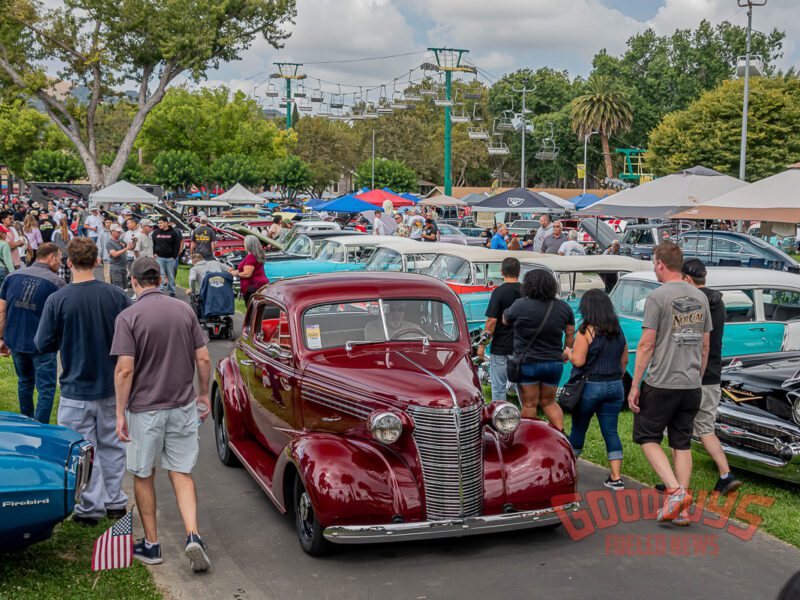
[112,257,212,572]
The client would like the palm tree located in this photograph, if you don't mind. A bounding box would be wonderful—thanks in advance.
[570,75,633,179]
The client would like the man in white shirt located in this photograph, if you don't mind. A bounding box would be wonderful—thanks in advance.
[0,211,24,269]
[533,214,553,252]
[373,213,390,235]
[408,212,425,240]
[84,208,104,244]
[134,219,154,258]
[558,230,587,256]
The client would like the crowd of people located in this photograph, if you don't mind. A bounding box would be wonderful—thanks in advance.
[0,195,213,573]
[477,241,742,524]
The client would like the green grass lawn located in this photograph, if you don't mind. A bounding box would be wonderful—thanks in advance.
[0,359,161,600]
[494,388,800,547]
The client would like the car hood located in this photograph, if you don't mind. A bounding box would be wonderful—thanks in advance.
[579,218,617,250]
[724,356,800,390]
[302,346,482,410]
[0,411,81,463]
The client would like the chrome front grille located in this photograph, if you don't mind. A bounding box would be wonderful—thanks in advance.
[409,404,483,520]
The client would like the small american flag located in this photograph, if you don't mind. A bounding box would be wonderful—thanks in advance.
[91,511,133,571]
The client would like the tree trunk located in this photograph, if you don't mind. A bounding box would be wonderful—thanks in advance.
[601,133,614,180]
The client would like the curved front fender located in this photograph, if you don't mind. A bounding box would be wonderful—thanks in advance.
[281,434,424,528]
[484,419,578,514]
[215,354,251,443]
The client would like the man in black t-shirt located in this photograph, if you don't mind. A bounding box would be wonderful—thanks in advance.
[38,209,56,243]
[477,257,522,401]
[421,218,439,242]
[190,214,216,260]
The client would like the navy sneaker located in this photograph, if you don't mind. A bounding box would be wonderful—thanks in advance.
[72,514,100,527]
[714,473,742,496]
[185,533,211,572]
[133,539,163,565]
[604,476,624,491]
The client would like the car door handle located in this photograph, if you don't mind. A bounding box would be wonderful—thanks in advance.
[749,327,767,332]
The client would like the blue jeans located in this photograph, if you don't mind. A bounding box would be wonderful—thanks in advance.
[569,379,624,461]
[489,354,518,401]
[156,256,176,295]
[12,351,58,424]
[520,360,564,386]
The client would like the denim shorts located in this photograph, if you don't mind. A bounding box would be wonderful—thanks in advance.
[520,360,564,386]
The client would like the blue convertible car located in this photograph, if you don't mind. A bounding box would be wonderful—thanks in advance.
[0,412,93,550]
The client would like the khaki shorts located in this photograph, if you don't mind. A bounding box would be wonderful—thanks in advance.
[693,384,721,437]
[126,400,199,477]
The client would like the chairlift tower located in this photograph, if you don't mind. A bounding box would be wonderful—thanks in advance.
[272,62,306,129]
[738,1,767,182]
[427,48,475,196]
[512,83,535,188]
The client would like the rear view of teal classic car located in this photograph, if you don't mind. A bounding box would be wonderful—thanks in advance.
[0,412,93,550]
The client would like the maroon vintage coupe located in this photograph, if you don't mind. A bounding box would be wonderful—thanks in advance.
[212,272,579,555]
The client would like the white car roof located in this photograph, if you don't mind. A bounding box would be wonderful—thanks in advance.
[431,246,547,262]
[373,240,470,253]
[320,235,403,247]
[177,200,232,208]
[620,267,800,289]
[519,255,653,273]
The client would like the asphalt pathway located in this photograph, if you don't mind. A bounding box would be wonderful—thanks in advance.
[146,303,800,600]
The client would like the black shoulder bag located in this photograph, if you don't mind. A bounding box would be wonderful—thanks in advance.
[506,301,555,384]
[558,335,605,413]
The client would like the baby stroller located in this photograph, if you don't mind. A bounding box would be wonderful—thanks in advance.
[192,271,235,340]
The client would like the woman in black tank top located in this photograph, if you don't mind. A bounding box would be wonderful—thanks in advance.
[565,289,629,490]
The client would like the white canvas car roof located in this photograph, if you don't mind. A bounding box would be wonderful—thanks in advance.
[620,267,800,289]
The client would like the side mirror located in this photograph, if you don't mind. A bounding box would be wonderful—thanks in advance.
[620,247,632,256]
[261,318,279,341]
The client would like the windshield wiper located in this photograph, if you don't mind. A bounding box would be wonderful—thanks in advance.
[345,336,430,351]
[390,336,430,347]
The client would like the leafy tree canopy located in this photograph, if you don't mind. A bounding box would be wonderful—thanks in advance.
[140,86,292,166]
[293,116,359,196]
[0,103,68,176]
[647,77,800,181]
[209,153,268,189]
[24,149,85,181]
[0,0,296,189]
[354,158,417,193]
[153,149,205,191]
[270,155,312,201]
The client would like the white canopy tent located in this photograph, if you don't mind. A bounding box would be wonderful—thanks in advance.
[88,180,159,208]
[673,163,800,223]
[419,195,466,207]
[586,166,748,219]
[538,191,576,211]
[214,183,264,205]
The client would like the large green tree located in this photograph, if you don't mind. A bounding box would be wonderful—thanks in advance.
[647,77,800,181]
[354,158,417,193]
[0,0,296,190]
[139,87,291,169]
[570,75,633,179]
[270,155,312,201]
[0,104,68,176]
[153,149,205,192]
[209,153,267,189]
[293,117,359,196]
[591,20,785,145]
[24,149,85,181]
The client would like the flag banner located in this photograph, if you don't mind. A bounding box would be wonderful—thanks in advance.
[91,511,133,571]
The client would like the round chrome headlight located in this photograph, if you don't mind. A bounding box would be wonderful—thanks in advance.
[792,395,800,425]
[491,403,521,434]
[370,412,403,444]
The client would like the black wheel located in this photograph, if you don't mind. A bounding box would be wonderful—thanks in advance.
[293,475,331,556]
[214,389,239,467]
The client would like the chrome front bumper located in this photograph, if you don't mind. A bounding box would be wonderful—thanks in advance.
[323,502,579,544]
[701,439,800,484]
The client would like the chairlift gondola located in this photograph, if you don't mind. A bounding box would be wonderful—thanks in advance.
[472,104,483,122]
[451,103,470,123]
[390,79,408,110]
[487,135,510,156]
[377,85,393,114]
[265,83,279,98]
[534,123,559,160]
[467,127,489,141]
[433,78,453,107]
[420,78,437,97]
[330,85,345,109]
[317,101,331,117]
[297,97,312,112]
[293,85,306,98]
[310,86,324,103]
[495,110,516,132]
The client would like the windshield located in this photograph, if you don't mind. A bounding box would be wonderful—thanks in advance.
[285,235,312,257]
[314,240,345,262]
[609,279,661,318]
[437,224,461,236]
[302,299,459,349]
[425,255,472,284]
[364,248,403,272]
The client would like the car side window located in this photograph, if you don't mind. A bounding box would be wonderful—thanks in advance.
[720,290,755,322]
[255,302,291,352]
[761,289,800,321]
[714,239,744,254]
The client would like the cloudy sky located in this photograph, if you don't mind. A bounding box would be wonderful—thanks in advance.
[186,0,799,104]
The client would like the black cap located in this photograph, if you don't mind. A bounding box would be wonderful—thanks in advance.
[157,215,169,223]
[682,258,707,280]
[129,257,160,279]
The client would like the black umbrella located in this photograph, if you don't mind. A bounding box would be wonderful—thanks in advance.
[472,187,564,213]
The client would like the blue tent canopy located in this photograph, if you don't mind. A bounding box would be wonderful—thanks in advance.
[304,198,327,209]
[317,194,377,213]
[568,193,604,211]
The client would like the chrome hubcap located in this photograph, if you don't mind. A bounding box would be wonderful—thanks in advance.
[216,405,227,454]
[299,492,310,522]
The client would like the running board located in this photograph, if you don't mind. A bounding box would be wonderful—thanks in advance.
[229,440,287,513]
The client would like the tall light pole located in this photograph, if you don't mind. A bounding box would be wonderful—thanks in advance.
[427,48,475,196]
[583,131,599,195]
[272,62,306,129]
[371,129,376,190]
[738,0,767,181]
[512,83,535,188]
